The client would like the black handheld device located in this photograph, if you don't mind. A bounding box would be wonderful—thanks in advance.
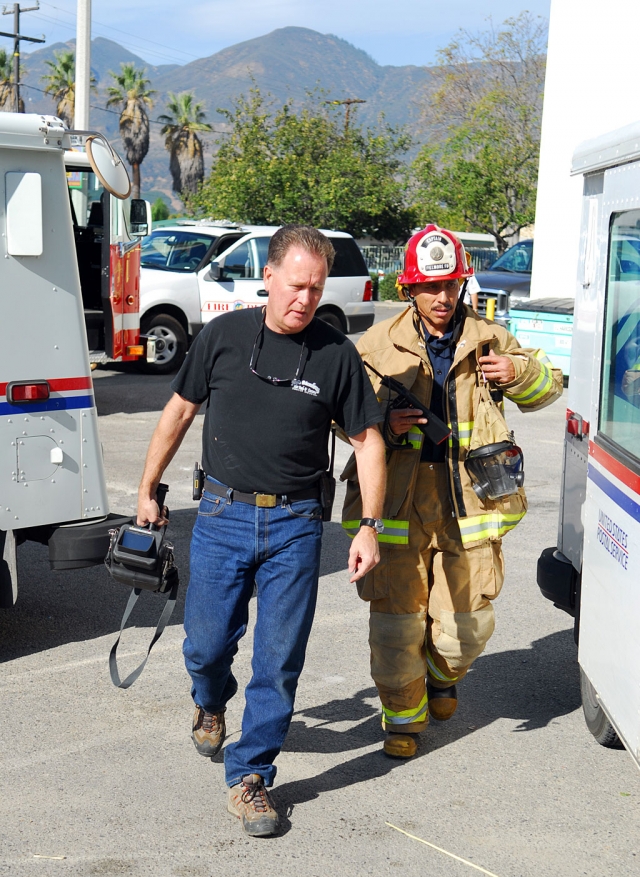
[363,362,452,446]
[104,483,180,689]
[193,462,204,501]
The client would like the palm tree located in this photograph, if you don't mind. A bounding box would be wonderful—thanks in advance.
[106,63,155,199]
[157,92,212,198]
[41,50,78,126]
[0,47,22,112]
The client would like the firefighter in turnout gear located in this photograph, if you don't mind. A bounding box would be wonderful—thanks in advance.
[342,225,563,758]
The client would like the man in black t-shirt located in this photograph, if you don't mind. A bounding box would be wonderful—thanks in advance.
[137,225,385,838]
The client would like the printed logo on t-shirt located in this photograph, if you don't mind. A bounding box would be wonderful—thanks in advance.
[233,300,244,310]
[291,379,320,396]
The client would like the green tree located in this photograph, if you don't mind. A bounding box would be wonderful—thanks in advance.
[106,63,155,199]
[411,12,547,251]
[191,88,413,241]
[157,92,212,199]
[151,197,170,222]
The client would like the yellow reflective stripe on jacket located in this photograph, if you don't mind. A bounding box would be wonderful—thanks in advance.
[342,519,410,544]
[426,649,459,684]
[449,420,473,448]
[507,363,554,406]
[458,510,526,544]
[407,426,423,449]
[382,694,428,725]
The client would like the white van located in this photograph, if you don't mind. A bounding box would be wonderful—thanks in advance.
[138,222,375,373]
[537,121,640,767]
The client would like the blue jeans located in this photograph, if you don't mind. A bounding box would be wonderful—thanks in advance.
[183,478,323,787]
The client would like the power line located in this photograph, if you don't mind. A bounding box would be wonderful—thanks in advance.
[26,9,190,66]
[38,1,200,64]
[20,80,230,134]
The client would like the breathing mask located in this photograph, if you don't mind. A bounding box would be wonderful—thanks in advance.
[465,441,525,501]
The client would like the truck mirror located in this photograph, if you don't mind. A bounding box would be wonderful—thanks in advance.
[208,261,221,281]
[130,198,150,236]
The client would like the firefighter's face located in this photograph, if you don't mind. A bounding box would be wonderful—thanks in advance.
[263,246,327,334]
[409,279,460,335]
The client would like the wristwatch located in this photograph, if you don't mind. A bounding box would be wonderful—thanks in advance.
[360,517,385,534]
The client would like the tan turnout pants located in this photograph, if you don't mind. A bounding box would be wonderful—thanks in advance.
[359,463,505,733]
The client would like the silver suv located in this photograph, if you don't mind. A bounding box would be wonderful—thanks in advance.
[139,222,375,374]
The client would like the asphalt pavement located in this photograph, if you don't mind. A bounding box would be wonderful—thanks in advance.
[0,303,638,877]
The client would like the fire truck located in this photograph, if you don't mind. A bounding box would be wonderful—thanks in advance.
[537,122,640,769]
[0,113,151,607]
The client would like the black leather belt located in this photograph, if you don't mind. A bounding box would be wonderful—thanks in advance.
[205,477,319,508]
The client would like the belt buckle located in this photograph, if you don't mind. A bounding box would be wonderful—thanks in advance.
[255,493,277,508]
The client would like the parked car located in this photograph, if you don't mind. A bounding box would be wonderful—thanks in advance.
[138,222,375,373]
[473,239,533,316]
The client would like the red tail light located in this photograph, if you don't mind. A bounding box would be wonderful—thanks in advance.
[7,381,50,403]
[363,280,373,302]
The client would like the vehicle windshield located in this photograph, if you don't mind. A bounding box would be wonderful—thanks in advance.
[490,241,533,273]
[140,230,216,271]
[66,168,105,227]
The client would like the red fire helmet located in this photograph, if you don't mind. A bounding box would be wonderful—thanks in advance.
[397,225,473,285]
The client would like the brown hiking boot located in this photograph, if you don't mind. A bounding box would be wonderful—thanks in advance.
[427,682,458,721]
[191,705,226,757]
[228,774,279,837]
[383,732,419,758]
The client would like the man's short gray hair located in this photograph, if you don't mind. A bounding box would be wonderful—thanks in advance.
[267,224,335,273]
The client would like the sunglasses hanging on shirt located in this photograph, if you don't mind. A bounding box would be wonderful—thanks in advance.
[249,311,309,386]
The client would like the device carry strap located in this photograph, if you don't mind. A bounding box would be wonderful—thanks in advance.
[329,425,336,476]
[109,581,179,690]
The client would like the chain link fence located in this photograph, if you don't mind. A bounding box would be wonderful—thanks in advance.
[360,245,499,274]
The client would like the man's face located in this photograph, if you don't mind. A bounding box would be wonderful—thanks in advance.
[410,278,460,335]
[263,246,327,334]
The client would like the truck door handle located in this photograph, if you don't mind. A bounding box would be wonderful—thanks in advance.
[257,289,268,297]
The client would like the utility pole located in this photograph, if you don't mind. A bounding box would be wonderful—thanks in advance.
[74,0,90,128]
[1,2,44,113]
[324,98,367,133]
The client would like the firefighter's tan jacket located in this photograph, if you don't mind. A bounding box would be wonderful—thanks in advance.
[342,305,563,549]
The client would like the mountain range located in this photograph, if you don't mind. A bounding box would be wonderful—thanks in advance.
[20,27,436,207]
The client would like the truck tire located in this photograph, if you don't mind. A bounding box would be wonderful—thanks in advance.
[580,668,623,748]
[141,314,187,374]
[316,309,346,334]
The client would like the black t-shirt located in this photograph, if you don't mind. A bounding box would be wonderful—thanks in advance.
[171,308,382,494]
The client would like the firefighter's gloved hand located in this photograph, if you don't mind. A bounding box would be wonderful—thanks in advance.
[389,407,428,436]
[136,493,169,528]
[478,351,516,385]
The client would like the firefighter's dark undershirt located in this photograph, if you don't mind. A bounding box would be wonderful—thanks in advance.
[420,325,455,463]
[171,307,382,495]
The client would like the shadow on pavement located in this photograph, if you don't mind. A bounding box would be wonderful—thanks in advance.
[92,364,177,416]
[274,628,581,810]
[0,512,353,662]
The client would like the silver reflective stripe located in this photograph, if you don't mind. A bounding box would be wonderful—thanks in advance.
[382,701,429,724]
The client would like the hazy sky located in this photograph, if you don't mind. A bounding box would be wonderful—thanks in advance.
[19,0,551,68]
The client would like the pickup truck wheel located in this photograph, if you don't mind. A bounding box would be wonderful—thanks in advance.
[316,310,346,333]
[580,668,623,748]
[141,314,187,374]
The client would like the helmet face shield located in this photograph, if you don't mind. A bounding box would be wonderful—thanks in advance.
[464,441,525,501]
